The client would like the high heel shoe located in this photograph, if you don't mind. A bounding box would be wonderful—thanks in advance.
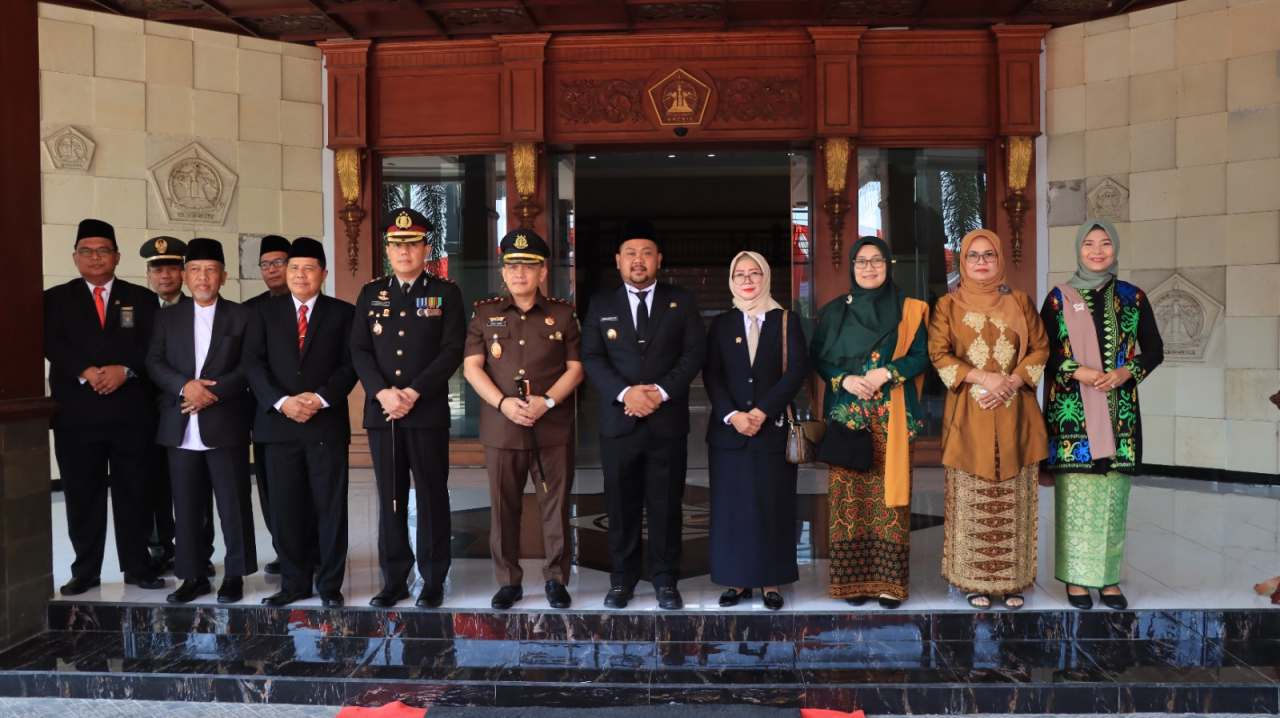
[719,587,753,607]
[1066,585,1094,610]
[1099,585,1128,610]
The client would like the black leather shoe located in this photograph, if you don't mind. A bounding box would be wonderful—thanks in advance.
[320,591,344,608]
[719,588,753,607]
[656,586,684,610]
[217,577,243,604]
[263,561,282,575]
[878,596,902,609]
[205,562,216,578]
[416,585,444,608]
[60,576,101,596]
[491,585,523,609]
[546,581,571,609]
[369,584,410,608]
[124,572,166,590]
[763,590,784,611]
[167,578,211,604]
[845,596,868,606]
[1067,586,1094,610]
[1099,588,1128,610]
[603,585,634,608]
[262,588,313,607]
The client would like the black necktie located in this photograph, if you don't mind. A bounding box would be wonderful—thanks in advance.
[401,282,411,296]
[635,289,649,344]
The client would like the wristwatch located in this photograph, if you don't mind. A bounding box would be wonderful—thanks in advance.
[543,395,556,409]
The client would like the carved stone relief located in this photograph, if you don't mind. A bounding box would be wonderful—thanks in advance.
[713,76,803,122]
[1086,176,1129,222]
[148,142,238,226]
[1148,273,1223,362]
[42,126,94,172]
[558,80,647,125]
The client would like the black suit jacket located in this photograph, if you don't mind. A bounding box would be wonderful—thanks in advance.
[703,308,809,453]
[240,290,277,309]
[44,278,159,430]
[580,282,707,439]
[350,273,466,429]
[243,293,357,444]
[145,297,254,448]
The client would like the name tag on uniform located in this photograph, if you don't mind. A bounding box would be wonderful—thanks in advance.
[370,300,391,308]
[487,317,507,327]
[120,307,134,328]
[600,316,618,322]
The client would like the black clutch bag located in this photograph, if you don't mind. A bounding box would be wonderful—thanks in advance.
[816,420,874,471]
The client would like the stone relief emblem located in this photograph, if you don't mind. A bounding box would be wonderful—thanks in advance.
[1148,273,1222,362]
[1086,177,1128,222]
[148,142,237,225]
[647,68,711,126]
[43,126,94,172]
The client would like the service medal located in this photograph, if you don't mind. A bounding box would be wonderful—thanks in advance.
[373,321,383,336]
[490,334,502,359]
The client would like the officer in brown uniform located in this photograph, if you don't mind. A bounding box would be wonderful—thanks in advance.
[463,229,583,610]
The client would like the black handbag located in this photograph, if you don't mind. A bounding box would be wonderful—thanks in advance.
[816,419,874,471]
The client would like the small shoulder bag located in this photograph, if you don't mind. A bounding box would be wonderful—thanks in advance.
[783,311,827,465]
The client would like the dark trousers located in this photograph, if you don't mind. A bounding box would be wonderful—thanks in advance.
[253,440,276,545]
[53,426,155,578]
[483,443,574,587]
[600,420,688,589]
[368,426,450,589]
[149,446,215,563]
[265,441,349,594]
[168,446,257,580]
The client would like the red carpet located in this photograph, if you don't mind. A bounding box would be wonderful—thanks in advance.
[337,701,427,718]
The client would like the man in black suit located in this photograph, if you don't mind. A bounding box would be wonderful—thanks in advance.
[580,219,707,610]
[146,238,257,604]
[351,208,464,608]
[241,234,292,575]
[243,237,357,608]
[45,219,166,595]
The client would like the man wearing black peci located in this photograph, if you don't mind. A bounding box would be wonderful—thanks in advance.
[45,219,165,595]
[580,219,707,610]
[241,234,292,576]
[351,208,465,608]
[243,237,357,608]
[146,238,257,604]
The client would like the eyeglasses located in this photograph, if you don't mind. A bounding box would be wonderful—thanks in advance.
[259,258,286,270]
[76,247,116,258]
[731,271,764,285]
[853,257,887,269]
[965,251,998,264]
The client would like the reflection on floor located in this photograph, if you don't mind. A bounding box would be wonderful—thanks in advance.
[0,468,1273,712]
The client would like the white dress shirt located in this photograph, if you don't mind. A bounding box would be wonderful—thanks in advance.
[179,299,218,451]
[617,283,669,404]
[272,294,329,412]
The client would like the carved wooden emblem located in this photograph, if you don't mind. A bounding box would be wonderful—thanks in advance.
[713,76,803,122]
[43,126,94,172]
[559,79,647,125]
[647,69,711,126]
[149,142,237,225]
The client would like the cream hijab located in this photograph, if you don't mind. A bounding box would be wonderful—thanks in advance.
[729,251,783,318]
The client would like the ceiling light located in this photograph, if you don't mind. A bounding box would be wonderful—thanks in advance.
[668,154,676,158]
[707,153,716,157]
[588,155,596,159]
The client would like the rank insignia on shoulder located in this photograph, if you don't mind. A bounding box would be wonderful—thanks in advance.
[548,297,576,307]
[429,273,457,284]
[366,275,389,285]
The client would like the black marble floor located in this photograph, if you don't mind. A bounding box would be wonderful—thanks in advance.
[0,604,1276,713]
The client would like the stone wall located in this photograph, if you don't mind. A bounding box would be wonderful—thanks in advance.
[37,3,325,301]
[1043,0,1280,476]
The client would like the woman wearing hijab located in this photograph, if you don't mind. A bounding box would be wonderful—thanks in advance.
[810,237,930,608]
[1042,219,1163,610]
[928,229,1049,610]
[705,251,809,610]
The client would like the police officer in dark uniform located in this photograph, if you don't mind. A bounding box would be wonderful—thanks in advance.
[463,230,583,610]
[350,208,465,608]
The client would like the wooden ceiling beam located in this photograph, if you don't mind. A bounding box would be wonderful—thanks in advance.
[400,0,451,38]
[192,0,264,37]
[298,0,355,38]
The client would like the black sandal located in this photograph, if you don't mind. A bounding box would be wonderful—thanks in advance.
[845,596,868,606]
[1003,593,1025,610]
[878,595,901,609]
[966,593,991,609]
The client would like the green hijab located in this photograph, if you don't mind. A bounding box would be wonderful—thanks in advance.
[1068,218,1120,291]
[811,236,906,370]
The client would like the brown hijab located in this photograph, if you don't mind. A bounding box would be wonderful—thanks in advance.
[951,229,1030,366]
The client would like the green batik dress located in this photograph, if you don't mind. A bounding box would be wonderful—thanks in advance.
[813,322,929,600]
[1041,279,1164,588]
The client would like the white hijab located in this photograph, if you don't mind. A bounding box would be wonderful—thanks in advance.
[729,251,783,318]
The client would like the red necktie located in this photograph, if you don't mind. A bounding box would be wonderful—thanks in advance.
[93,286,106,328]
[297,305,308,351]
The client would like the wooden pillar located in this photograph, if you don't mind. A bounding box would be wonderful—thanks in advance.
[992,25,1048,295]
[319,39,374,303]
[0,0,55,650]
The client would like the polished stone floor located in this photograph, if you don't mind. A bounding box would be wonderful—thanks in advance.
[45,467,1280,612]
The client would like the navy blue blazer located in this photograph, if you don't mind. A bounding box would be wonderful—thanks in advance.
[580,282,707,439]
[703,308,809,453]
